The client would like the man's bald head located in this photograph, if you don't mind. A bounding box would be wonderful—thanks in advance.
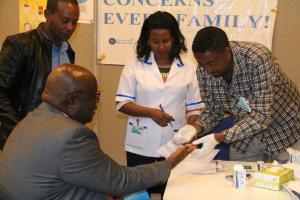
[42,64,99,124]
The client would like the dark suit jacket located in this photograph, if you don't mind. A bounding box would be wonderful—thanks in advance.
[0,102,172,200]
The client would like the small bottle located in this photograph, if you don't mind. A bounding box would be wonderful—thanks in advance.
[233,164,247,188]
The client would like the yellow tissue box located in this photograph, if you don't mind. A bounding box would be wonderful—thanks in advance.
[254,166,294,190]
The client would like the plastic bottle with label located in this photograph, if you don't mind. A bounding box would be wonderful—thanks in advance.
[233,164,247,188]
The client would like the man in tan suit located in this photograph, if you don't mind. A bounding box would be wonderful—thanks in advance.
[0,64,195,200]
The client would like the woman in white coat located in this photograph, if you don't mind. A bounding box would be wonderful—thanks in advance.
[115,11,204,197]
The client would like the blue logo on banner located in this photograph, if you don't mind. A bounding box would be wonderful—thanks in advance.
[109,38,116,45]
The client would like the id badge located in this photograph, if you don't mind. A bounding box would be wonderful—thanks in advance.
[238,97,251,112]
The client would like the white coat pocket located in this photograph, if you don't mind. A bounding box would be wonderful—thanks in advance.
[126,119,146,149]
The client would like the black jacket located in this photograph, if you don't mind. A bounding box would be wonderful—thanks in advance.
[0,23,75,149]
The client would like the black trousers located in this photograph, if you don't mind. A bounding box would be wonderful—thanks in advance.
[126,151,167,199]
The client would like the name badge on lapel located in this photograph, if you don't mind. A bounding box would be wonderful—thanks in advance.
[238,97,251,112]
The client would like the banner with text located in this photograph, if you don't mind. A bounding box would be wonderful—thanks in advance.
[97,0,278,65]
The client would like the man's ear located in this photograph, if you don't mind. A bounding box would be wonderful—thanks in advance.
[44,9,51,18]
[224,47,231,58]
[64,93,76,106]
[63,93,78,115]
[223,47,232,62]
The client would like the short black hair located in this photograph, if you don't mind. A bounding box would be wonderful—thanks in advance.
[192,26,230,53]
[136,11,187,61]
[46,0,79,13]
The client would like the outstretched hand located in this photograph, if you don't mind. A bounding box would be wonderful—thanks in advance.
[191,134,219,158]
[166,144,196,168]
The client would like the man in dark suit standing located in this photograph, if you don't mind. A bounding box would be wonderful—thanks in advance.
[0,64,196,200]
[0,0,80,149]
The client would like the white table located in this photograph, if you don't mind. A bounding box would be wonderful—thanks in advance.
[164,161,291,200]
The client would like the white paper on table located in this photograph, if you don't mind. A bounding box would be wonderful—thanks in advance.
[157,140,222,174]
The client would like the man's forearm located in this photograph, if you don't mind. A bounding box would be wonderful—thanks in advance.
[214,132,226,143]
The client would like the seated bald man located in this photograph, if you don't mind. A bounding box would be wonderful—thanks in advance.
[0,64,196,200]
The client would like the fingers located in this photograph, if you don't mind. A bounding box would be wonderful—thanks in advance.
[173,135,193,145]
[156,111,174,127]
[167,144,197,167]
[172,136,185,145]
[173,125,198,144]
[183,143,197,153]
[162,112,174,123]
[177,144,197,156]
[166,148,183,167]
[192,138,203,145]
[169,116,175,122]
[157,120,168,127]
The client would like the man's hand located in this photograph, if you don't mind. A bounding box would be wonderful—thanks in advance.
[166,144,196,167]
[173,125,197,144]
[191,134,219,158]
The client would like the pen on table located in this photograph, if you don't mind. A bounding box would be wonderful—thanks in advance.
[159,104,173,128]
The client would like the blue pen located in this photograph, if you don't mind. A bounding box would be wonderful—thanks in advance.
[159,104,173,128]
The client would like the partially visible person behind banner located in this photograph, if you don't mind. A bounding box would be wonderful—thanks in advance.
[0,64,196,200]
[187,26,300,162]
[115,11,204,198]
[0,0,80,150]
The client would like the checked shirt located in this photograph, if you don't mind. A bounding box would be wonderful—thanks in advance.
[196,41,300,155]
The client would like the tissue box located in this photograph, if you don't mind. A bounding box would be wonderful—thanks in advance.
[254,166,294,190]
